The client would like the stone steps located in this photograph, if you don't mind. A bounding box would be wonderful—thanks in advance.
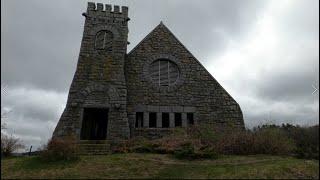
[77,140,111,155]
[79,140,111,144]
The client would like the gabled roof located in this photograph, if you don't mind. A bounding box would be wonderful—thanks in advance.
[128,21,196,58]
[127,22,239,104]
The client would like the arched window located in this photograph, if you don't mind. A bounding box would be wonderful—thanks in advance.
[148,59,180,87]
[95,30,113,52]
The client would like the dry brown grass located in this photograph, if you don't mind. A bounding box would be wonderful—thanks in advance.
[1,154,319,179]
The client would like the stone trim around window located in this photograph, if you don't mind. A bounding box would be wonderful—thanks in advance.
[142,54,186,92]
[133,105,196,129]
[89,24,121,40]
[89,24,122,55]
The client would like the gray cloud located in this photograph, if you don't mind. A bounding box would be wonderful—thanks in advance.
[256,67,318,103]
[3,87,66,122]
[1,0,318,149]
[1,0,269,92]
[127,0,268,61]
[245,104,319,129]
[1,0,84,92]
[2,86,66,149]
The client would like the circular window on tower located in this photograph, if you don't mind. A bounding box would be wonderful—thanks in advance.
[95,30,113,54]
[148,59,180,87]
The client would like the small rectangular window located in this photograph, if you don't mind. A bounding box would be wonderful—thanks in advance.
[174,113,182,127]
[135,112,144,128]
[187,113,194,125]
[149,112,157,128]
[162,113,169,128]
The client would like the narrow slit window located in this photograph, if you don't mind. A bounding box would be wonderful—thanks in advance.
[174,113,182,127]
[162,113,169,128]
[187,113,194,125]
[149,112,157,128]
[135,112,144,128]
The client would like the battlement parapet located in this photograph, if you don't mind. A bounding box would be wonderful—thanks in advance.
[87,2,128,19]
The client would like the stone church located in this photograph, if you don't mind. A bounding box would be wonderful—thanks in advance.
[53,2,244,141]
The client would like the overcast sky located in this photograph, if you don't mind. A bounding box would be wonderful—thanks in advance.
[1,0,319,150]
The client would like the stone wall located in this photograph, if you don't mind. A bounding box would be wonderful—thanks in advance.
[125,23,244,137]
[133,128,174,140]
[53,2,244,142]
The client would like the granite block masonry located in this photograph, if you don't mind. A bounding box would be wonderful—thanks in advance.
[53,2,244,141]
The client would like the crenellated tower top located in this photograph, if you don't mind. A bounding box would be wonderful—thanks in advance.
[86,2,129,20]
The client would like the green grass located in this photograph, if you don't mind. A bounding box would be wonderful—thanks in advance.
[1,153,319,179]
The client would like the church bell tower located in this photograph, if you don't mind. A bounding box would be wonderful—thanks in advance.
[53,2,130,141]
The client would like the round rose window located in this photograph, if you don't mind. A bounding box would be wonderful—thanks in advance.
[148,59,180,87]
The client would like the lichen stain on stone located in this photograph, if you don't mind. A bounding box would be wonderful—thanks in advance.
[103,56,113,80]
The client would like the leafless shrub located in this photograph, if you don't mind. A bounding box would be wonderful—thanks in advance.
[126,124,296,157]
[1,133,25,156]
[40,135,79,161]
[211,126,296,155]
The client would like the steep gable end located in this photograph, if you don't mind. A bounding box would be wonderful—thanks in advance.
[128,21,166,55]
[128,22,195,56]
[126,22,244,129]
[128,22,238,105]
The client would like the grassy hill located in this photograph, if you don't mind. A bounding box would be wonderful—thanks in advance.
[1,153,319,179]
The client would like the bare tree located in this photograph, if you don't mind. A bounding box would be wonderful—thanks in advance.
[0,83,24,156]
[1,133,25,156]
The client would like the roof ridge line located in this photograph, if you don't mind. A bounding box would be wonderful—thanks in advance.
[127,22,163,55]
